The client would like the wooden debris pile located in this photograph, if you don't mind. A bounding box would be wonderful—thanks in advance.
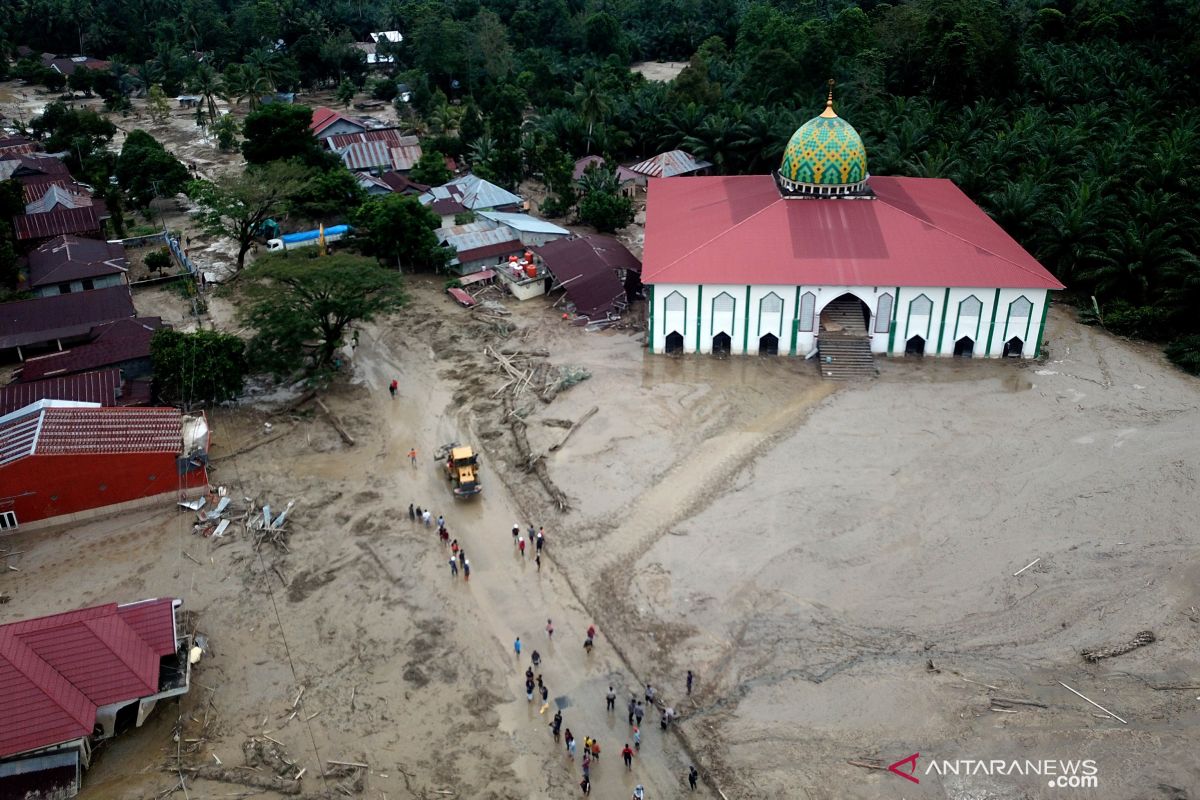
[246,499,296,553]
[485,347,590,403]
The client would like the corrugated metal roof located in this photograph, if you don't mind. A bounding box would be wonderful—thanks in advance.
[0,286,136,350]
[0,599,179,758]
[421,174,523,212]
[478,211,570,235]
[35,407,183,456]
[13,206,101,241]
[436,222,522,264]
[628,150,711,178]
[326,129,409,151]
[25,184,92,214]
[641,175,1064,290]
[340,140,392,171]
[27,235,126,288]
[18,317,161,381]
[534,235,641,317]
[391,142,422,170]
[0,368,123,415]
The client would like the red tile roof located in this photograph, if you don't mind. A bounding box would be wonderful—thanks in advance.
[0,599,179,758]
[0,368,124,415]
[0,286,136,351]
[641,175,1065,290]
[310,106,340,133]
[13,206,102,241]
[18,317,161,382]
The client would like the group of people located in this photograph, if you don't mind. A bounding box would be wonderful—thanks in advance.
[409,504,472,580]
[512,522,547,570]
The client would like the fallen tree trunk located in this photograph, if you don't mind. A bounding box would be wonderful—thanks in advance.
[503,395,570,511]
[549,406,598,452]
[187,766,302,794]
[316,399,355,446]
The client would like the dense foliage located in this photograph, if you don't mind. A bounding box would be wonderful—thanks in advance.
[240,253,407,373]
[351,194,453,272]
[150,328,249,407]
[116,129,189,208]
[6,0,1200,367]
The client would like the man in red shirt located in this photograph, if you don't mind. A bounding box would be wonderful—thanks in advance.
[622,743,634,770]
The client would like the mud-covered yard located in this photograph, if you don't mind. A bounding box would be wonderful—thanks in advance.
[2,280,1198,800]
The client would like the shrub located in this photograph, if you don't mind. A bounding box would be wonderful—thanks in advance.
[1165,336,1200,376]
[144,248,172,272]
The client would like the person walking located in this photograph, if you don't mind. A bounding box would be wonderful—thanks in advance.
[436,514,444,529]
[512,523,520,541]
[606,686,616,712]
[528,523,536,541]
[582,736,591,757]
[645,684,655,705]
[514,637,522,658]
[415,505,423,521]
[622,743,634,770]
[541,683,549,703]
[634,702,644,727]
[422,509,431,527]
[407,447,417,464]
[536,530,545,552]
[633,726,640,752]
[546,619,554,639]
[579,775,591,795]
[462,559,470,580]
[550,710,562,742]
[581,753,591,779]
[408,503,415,521]
[632,783,644,800]
[458,549,466,568]
[590,738,600,761]
[518,536,526,557]
[390,379,398,398]
[531,650,541,667]
[565,730,576,758]
[525,677,535,701]
[587,624,596,641]
[449,557,458,577]
[687,670,694,695]
[450,539,459,556]
[583,635,594,654]
[688,765,699,791]
[628,697,637,725]
[535,553,542,571]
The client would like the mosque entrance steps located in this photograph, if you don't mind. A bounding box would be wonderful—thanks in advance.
[816,334,877,379]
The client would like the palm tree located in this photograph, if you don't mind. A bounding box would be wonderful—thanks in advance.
[984,177,1043,245]
[189,63,222,125]
[1081,222,1196,306]
[657,102,706,151]
[246,48,282,93]
[682,114,739,174]
[1033,179,1114,285]
[573,74,612,154]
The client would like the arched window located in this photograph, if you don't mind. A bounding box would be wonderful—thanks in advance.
[959,296,982,317]
[907,293,933,338]
[874,293,893,333]
[664,291,686,338]
[798,291,816,332]
[711,291,736,335]
[1005,295,1034,343]
[759,292,784,337]
[957,295,983,341]
[909,294,933,316]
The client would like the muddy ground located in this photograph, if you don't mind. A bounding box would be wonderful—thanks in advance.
[3,277,1199,800]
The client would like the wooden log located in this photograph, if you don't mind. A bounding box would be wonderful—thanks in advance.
[549,406,598,452]
[990,697,1048,708]
[189,766,301,794]
[316,399,355,446]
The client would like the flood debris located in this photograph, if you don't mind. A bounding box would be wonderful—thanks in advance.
[1081,630,1156,663]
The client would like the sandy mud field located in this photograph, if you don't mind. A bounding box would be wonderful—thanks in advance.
[3,280,1199,800]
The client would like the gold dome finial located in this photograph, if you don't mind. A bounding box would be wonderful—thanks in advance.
[820,78,838,118]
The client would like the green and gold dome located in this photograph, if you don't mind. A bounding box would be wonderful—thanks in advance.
[777,87,869,197]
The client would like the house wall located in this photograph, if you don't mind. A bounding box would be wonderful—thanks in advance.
[33,273,125,298]
[315,119,366,140]
[0,451,208,526]
[649,283,1051,359]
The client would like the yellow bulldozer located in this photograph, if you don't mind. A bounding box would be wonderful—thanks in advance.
[435,442,482,497]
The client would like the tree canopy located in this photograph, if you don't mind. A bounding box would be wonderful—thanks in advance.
[150,328,248,408]
[116,129,189,209]
[242,104,331,168]
[241,253,406,373]
[351,194,453,273]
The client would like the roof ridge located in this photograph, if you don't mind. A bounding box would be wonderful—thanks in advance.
[875,182,1058,286]
[82,615,157,693]
[0,630,95,735]
[642,179,780,282]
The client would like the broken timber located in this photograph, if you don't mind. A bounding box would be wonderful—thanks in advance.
[502,394,570,511]
[316,398,355,446]
[549,406,598,452]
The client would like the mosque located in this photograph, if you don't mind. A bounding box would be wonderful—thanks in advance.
[640,87,1065,375]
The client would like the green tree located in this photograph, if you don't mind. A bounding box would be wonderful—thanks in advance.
[291,167,365,219]
[577,165,634,232]
[573,73,612,154]
[116,129,189,208]
[30,102,116,175]
[188,63,223,124]
[351,194,453,272]
[242,104,330,167]
[67,68,94,96]
[211,114,240,151]
[146,84,172,123]
[188,161,313,271]
[410,149,451,186]
[336,78,356,107]
[241,253,407,373]
[150,329,248,408]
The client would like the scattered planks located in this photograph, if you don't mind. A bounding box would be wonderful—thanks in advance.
[549,406,598,452]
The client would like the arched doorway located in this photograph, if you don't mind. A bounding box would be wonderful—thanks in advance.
[905,335,925,356]
[665,331,684,354]
[954,336,974,357]
[759,333,779,355]
[820,293,871,334]
[712,332,732,356]
[1003,336,1024,358]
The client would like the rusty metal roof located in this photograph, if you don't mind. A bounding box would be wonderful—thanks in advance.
[0,369,123,416]
[627,150,711,178]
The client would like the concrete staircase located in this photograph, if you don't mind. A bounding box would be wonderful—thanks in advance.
[817,298,877,380]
